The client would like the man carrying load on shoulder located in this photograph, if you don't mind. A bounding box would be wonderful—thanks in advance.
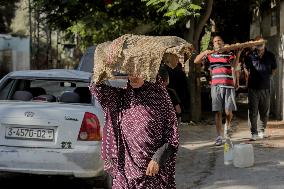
[243,36,277,141]
[194,35,242,146]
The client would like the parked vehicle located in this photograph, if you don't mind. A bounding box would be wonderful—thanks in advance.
[0,69,112,188]
[77,46,96,73]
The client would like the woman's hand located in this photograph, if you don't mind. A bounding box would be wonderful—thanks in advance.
[96,71,107,85]
[146,160,159,176]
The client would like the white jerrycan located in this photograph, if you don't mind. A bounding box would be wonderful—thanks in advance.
[233,143,254,168]
[224,137,234,165]
[224,124,233,165]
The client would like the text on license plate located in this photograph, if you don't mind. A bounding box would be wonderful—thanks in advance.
[5,127,54,141]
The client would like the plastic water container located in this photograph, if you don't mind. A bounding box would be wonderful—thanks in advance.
[224,138,233,165]
[233,143,254,168]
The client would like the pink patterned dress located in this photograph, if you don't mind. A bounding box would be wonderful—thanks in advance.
[89,81,179,189]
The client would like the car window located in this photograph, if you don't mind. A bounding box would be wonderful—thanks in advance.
[0,79,15,100]
[30,80,91,103]
[30,80,87,97]
[1,78,92,104]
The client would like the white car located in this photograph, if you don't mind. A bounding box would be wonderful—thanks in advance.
[0,69,112,188]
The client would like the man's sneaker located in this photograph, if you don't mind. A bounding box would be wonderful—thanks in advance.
[258,131,266,139]
[215,136,223,146]
[251,134,258,141]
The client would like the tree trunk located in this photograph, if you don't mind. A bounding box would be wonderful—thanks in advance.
[193,0,213,50]
[184,0,213,122]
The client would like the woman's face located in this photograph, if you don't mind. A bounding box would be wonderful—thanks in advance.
[128,75,144,88]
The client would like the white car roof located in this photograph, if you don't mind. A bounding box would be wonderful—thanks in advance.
[7,69,92,81]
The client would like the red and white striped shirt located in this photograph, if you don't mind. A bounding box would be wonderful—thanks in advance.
[203,52,235,88]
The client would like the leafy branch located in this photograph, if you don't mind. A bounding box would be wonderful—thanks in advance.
[142,0,202,25]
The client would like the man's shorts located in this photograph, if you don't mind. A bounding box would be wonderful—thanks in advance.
[211,86,237,112]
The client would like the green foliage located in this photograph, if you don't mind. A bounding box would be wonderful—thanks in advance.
[24,0,268,50]
[68,13,142,49]
[142,0,202,25]
[31,0,169,49]
[200,30,211,52]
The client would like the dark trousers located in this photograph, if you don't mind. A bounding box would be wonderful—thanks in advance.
[248,89,270,135]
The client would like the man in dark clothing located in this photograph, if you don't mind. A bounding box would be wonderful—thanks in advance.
[167,87,182,120]
[159,64,182,124]
[167,63,188,114]
[244,36,277,141]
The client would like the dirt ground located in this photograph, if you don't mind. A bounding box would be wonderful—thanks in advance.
[176,100,284,189]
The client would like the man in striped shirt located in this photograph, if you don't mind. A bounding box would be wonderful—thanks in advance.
[194,35,242,146]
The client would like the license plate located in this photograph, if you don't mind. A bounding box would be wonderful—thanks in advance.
[5,127,54,141]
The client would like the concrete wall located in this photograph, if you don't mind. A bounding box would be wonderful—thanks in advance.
[280,1,284,33]
[0,35,30,54]
[0,35,30,77]
[279,1,284,120]
[280,34,284,120]
[266,36,282,119]
[250,6,280,39]
[250,22,261,39]
[261,12,271,37]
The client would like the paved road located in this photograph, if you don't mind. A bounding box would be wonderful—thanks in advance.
[176,117,219,189]
[1,114,284,189]
[199,118,284,189]
[0,119,216,189]
[176,114,284,189]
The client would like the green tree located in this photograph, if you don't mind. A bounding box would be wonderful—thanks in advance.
[29,0,267,121]
[143,0,213,121]
[0,0,20,33]
[143,0,212,50]
[144,0,270,120]
[31,0,169,49]
[142,0,202,25]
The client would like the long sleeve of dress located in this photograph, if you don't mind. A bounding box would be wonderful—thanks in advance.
[163,91,179,149]
[89,83,121,112]
[149,84,179,166]
[152,143,176,166]
[89,82,123,175]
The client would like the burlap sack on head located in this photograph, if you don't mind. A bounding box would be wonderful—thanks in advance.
[93,34,194,83]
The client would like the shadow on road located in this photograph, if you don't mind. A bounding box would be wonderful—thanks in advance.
[0,173,99,189]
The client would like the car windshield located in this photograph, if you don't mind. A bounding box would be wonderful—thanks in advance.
[0,78,92,104]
